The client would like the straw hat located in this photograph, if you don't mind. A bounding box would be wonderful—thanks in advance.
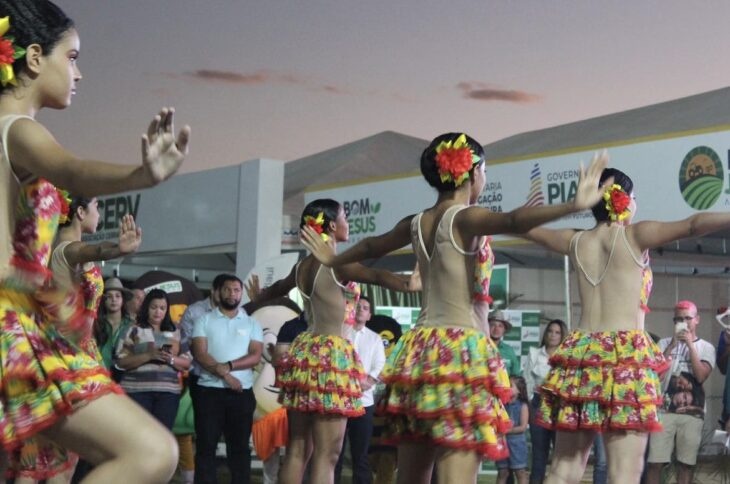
[488,310,513,332]
[103,277,133,299]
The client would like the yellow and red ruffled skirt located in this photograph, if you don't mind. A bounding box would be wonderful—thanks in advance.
[275,331,365,417]
[0,288,122,454]
[536,330,669,433]
[378,326,512,460]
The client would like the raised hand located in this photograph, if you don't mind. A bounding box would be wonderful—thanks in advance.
[142,107,191,185]
[573,149,613,211]
[300,225,336,266]
[244,274,262,302]
[117,214,142,255]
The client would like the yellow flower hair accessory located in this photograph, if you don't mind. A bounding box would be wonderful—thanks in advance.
[434,133,481,187]
[303,212,330,242]
[0,17,26,87]
[57,188,72,225]
[603,184,631,222]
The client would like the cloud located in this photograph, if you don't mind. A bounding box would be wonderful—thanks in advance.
[457,82,542,103]
[166,69,351,95]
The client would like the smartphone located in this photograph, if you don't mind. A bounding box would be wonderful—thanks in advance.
[161,344,173,352]
[675,321,688,333]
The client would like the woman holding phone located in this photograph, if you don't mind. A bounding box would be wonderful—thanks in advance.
[115,289,191,429]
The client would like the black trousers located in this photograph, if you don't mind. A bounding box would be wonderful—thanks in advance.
[335,405,375,484]
[192,385,256,484]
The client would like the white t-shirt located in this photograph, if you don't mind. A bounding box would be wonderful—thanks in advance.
[658,336,715,415]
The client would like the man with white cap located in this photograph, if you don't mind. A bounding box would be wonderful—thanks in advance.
[488,310,522,377]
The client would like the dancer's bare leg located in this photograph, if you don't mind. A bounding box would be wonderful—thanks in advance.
[435,447,479,484]
[41,393,178,484]
[604,431,647,483]
[309,415,347,484]
[544,430,594,484]
[396,443,436,484]
[279,411,313,484]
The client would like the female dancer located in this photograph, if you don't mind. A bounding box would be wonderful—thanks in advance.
[252,198,419,484]
[0,1,190,482]
[519,159,730,483]
[10,204,141,483]
[301,132,610,484]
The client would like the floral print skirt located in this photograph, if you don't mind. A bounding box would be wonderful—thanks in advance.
[275,331,365,417]
[536,330,669,432]
[0,288,122,452]
[378,325,512,460]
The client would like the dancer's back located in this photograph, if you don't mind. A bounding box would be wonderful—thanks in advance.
[571,223,650,332]
[411,204,480,330]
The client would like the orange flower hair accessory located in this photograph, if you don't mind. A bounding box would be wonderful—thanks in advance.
[603,184,631,221]
[0,17,26,87]
[57,188,72,224]
[434,133,481,187]
[303,212,329,242]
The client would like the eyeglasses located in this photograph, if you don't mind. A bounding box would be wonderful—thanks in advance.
[672,316,695,323]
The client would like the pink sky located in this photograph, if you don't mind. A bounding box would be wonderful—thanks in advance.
[42,0,730,173]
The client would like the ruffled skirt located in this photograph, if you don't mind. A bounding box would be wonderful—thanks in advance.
[536,330,669,432]
[275,331,365,417]
[378,326,512,460]
[0,288,122,452]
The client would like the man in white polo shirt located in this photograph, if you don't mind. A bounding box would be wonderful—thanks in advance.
[192,274,263,484]
[335,295,386,484]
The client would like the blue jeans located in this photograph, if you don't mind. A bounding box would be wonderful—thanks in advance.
[592,434,607,484]
[128,391,181,430]
[529,394,555,484]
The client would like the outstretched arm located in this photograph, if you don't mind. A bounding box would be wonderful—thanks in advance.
[8,108,190,197]
[631,212,730,252]
[335,263,420,292]
[456,151,611,239]
[301,214,414,267]
[63,214,141,266]
[249,266,297,305]
[520,227,578,255]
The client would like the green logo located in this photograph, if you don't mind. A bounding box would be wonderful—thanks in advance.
[678,146,723,210]
[372,202,381,214]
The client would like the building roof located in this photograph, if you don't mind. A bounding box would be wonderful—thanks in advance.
[485,86,730,161]
[283,130,428,216]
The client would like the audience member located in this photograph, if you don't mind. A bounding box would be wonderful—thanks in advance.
[496,376,530,484]
[718,324,730,433]
[489,311,522,377]
[335,295,386,484]
[191,274,263,484]
[94,277,135,380]
[646,300,715,484]
[126,288,145,321]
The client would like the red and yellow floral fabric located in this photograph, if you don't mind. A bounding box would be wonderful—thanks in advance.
[473,236,494,303]
[378,326,512,460]
[276,331,365,417]
[536,330,668,432]
[0,179,120,453]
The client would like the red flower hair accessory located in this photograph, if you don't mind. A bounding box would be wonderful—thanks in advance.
[603,184,631,222]
[303,212,329,242]
[434,134,481,187]
[0,17,26,87]
[57,188,72,225]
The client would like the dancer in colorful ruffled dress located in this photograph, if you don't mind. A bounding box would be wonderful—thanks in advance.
[302,133,610,484]
[520,156,730,483]
[9,198,141,484]
[0,1,189,482]
[251,198,419,484]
